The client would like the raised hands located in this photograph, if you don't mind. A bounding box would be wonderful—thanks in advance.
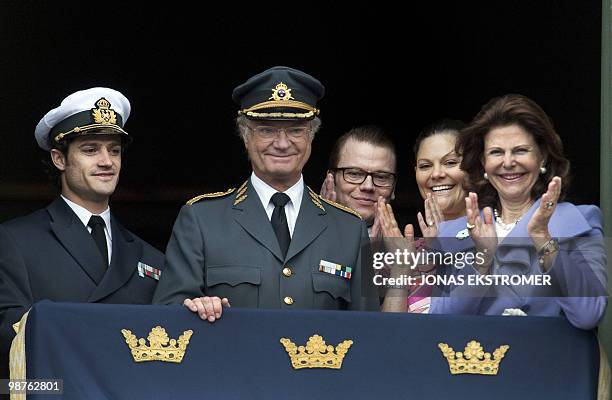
[369,208,382,239]
[417,193,443,239]
[319,172,337,202]
[376,197,418,275]
[377,197,417,260]
[527,176,561,238]
[377,196,412,239]
[465,192,496,274]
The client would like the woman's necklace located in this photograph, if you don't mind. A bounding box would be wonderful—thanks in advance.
[493,208,521,229]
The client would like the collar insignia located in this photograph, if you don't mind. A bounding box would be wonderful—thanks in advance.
[307,187,325,211]
[233,180,249,206]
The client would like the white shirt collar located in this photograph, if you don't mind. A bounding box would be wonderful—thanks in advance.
[61,195,112,240]
[283,177,304,211]
[250,172,304,237]
[250,172,303,210]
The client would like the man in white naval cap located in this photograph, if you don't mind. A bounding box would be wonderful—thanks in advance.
[0,87,164,378]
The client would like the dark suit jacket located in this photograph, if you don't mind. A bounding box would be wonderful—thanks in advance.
[0,198,164,378]
[154,180,378,311]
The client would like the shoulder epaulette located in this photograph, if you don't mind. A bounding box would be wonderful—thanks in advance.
[186,188,236,205]
[318,195,362,220]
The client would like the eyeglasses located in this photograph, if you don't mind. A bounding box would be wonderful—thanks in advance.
[247,125,312,141]
[332,167,396,188]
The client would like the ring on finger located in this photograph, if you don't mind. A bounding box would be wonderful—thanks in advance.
[545,201,554,209]
[427,221,434,227]
[466,222,476,230]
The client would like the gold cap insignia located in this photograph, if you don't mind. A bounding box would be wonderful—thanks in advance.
[121,326,193,363]
[269,82,294,102]
[280,334,353,369]
[91,97,118,125]
[438,340,509,375]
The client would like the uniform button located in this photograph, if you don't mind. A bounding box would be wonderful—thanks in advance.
[282,267,293,277]
[284,296,294,305]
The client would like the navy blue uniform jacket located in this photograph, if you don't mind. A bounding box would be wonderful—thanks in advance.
[0,198,164,377]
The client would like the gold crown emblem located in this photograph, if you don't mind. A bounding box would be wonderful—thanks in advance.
[280,334,353,369]
[121,326,193,363]
[269,82,294,102]
[438,340,509,375]
[91,97,118,125]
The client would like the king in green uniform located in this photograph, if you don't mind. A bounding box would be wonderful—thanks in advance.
[153,66,378,320]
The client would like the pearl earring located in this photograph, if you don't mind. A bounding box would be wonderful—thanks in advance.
[540,166,547,175]
[483,172,489,180]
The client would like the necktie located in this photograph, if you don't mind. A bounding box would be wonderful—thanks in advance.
[88,215,109,280]
[270,192,291,258]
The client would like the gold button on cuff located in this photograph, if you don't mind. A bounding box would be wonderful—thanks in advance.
[282,267,293,277]
[284,296,294,305]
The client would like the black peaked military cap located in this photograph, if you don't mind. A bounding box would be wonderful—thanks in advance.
[232,66,325,120]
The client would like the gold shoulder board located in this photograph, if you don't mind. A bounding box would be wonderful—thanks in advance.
[186,188,236,205]
[318,196,362,220]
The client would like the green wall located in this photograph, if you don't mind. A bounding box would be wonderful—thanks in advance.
[600,0,612,385]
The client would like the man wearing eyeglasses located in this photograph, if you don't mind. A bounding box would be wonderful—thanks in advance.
[154,66,378,319]
[322,126,397,237]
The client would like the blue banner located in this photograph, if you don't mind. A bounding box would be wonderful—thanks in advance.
[21,301,600,399]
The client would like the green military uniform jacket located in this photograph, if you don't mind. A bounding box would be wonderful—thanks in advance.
[153,179,378,311]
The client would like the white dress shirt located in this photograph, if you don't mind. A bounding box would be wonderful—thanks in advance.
[250,172,303,238]
[61,195,112,265]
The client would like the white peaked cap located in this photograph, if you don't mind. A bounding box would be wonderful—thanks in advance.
[35,87,131,151]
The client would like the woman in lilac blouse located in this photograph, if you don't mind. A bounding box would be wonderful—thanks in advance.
[429,94,607,329]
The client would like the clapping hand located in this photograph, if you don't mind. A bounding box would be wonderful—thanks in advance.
[377,196,414,240]
[417,193,443,244]
[376,197,418,273]
[319,172,337,202]
[527,176,561,238]
[465,192,496,273]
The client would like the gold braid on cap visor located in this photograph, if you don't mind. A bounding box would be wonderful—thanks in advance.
[239,99,319,119]
[54,124,128,142]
